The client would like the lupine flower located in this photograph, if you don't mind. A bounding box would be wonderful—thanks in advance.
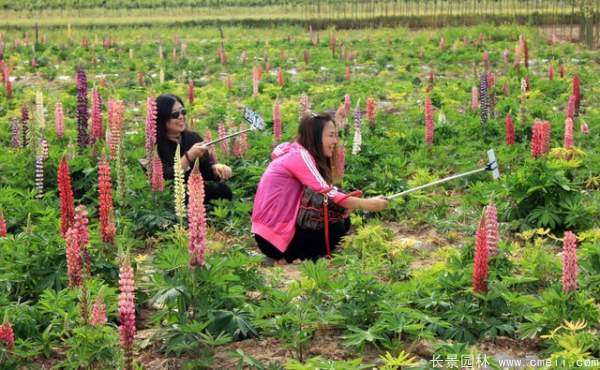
[273,100,281,143]
[344,94,351,116]
[366,97,376,127]
[485,203,499,256]
[580,121,589,134]
[424,94,434,145]
[0,320,15,350]
[572,75,581,114]
[505,114,515,145]
[108,99,124,160]
[21,105,29,148]
[531,120,550,158]
[186,79,194,105]
[513,42,521,68]
[217,46,226,65]
[335,103,347,132]
[299,93,311,119]
[76,68,89,149]
[55,102,64,139]
[541,120,551,154]
[35,154,44,199]
[172,144,187,224]
[10,117,19,147]
[151,152,164,193]
[252,66,259,97]
[226,74,233,90]
[98,155,116,243]
[330,32,336,56]
[65,224,83,287]
[561,231,577,292]
[57,157,75,237]
[145,96,157,179]
[303,48,309,65]
[564,117,574,149]
[277,67,284,87]
[0,212,6,237]
[239,123,249,157]
[524,75,530,91]
[187,163,208,267]
[232,134,241,157]
[118,257,136,370]
[521,35,529,68]
[472,219,488,294]
[479,72,489,124]
[334,143,345,181]
[91,295,107,326]
[482,51,489,70]
[567,94,575,119]
[471,86,479,110]
[548,63,554,80]
[40,138,49,161]
[559,64,565,78]
[217,122,229,158]
[90,88,103,144]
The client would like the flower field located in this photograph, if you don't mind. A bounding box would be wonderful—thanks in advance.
[0,22,600,369]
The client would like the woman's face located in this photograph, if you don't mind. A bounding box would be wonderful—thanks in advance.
[166,101,186,136]
[321,120,338,158]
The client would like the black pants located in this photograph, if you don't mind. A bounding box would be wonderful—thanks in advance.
[255,218,351,263]
[204,181,232,204]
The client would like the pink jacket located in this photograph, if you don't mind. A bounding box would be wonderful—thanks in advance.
[251,142,347,252]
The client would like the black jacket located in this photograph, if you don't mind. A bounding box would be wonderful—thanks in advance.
[157,130,216,182]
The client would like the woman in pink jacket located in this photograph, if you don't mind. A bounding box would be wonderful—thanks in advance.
[251,112,387,263]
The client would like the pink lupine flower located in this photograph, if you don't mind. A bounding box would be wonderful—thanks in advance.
[0,212,6,237]
[98,155,116,243]
[572,75,581,114]
[73,205,90,275]
[345,65,351,81]
[541,120,551,154]
[482,51,489,69]
[531,121,544,158]
[564,118,574,149]
[277,67,284,87]
[187,164,208,267]
[567,95,575,119]
[188,79,194,105]
[505,114,515,145]
[471,86,479,110]
[424,94,434,145]
[521,36,529,68]
[151,153,164,192]
[90,88,103,144]
[31,57,37,69]
[561,231,577,292]
[118,257,136,370]
[232,135,241,157]
[108,99,124,160]
[65,225,83,288]
[145,96,157,182]
[273,100,281,143]
[472,220,489,294]
[335,103,347,132]
[487,72,495,89]
[217,122,229,157]
[485,203,499,256]
[366,97,376,127]
[548,63,554,80]
[252,66,259,97]
[299,94,311,119]
[0,320,15,350]
[344,94,351,116]
[204,129,218,163]
[91,295,108,326]
[580,121,589,134]
[55,102,65,139]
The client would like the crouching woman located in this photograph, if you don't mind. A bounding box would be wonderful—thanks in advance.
[251,112,387,263]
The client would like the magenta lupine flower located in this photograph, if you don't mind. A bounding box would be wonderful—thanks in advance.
[55,102,65,139]
[10,117,19,147]
[566,95,575,119]
[0,212,6,237]
[572,75,581,115]
[471,86,479,110]
[366,97,376,127]
[0,320,15,350]
[277,67,284,87]
[548,63,554,80]
[58,157,75,237]
[564,117,574,149]
[580,121,589,134]
[204,129,218,163]
[187,164,208,267]
[541,120,551,154]
[91,295,108,326]
[151,153,164,192]
[76,68,89,149]
[217,122,229,157]
[188,79,194,105]
[485,203,499,256]
[561,231,577,292]
[145,96,157,173]
[531,121,543,158]
[90,88,103,144]
[273,100,281,143]
[472,220,488,294]
[118,257,136,370]
[424,94,433,145]
[505,114,515,145]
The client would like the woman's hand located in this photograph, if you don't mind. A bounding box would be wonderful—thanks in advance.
[187,142,208,161]
[361,196,388,212]
[213,164,233,180]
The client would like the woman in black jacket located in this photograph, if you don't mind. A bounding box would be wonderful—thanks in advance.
[156,93,233,204]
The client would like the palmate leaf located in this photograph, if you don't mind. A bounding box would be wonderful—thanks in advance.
[526,205,561,229]
[207,308,258,340]
[342,325,385,350]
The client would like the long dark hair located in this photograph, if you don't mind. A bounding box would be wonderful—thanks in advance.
[155,94,185,161]
[297,112,335,184]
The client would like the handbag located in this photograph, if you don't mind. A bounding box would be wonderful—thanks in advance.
[296,187,362,258]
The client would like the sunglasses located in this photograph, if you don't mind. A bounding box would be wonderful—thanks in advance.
[170,108,187,119]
